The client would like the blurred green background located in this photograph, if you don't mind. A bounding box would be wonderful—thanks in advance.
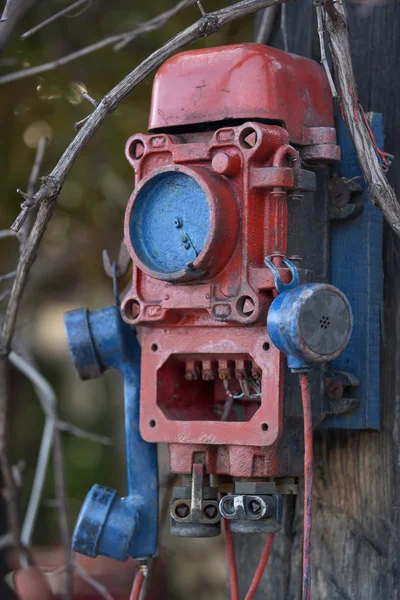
[0,1,257,597]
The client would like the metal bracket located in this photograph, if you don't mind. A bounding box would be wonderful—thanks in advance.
[264,256,299,293]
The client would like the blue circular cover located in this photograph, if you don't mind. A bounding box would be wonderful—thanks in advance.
[130,171,211,274]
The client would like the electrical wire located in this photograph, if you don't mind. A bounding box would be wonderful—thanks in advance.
[244,534,275,600]
[223,517,240,600]
[130,569,145,600]
[300,372,313,600]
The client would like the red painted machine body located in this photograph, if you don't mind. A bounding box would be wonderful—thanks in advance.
[122,44,338,478]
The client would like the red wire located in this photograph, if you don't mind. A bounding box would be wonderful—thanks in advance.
[244,534,275,600]
[223,517,240,600]
[300,372,313,600]
[130,569,145,600]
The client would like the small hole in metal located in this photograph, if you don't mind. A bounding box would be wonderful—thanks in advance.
[151,343,158,352]
[239,127,258,149]
[129,139,145,160]
[262,342,270,351]
[149,419,156,428]
[261,423,268,432]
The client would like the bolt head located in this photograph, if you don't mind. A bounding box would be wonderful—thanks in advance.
[175,503,190,519]
[203,504,218,520]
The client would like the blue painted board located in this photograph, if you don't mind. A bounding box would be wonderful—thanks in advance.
[322,114,383,430]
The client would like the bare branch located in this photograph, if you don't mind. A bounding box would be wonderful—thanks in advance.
[74,561,114,600]
[197,1,206,17]
[0,33,124,84]
[0,0,196,85]
[0,290,10,303]
[81,90,98,108]
[18,136,48,246]
[0,0,14,22]
[0,271,16,283]
[21,0,90,39]
[113,0,197,52]
[0,230,17,239]
[324,0,400,235]
[256,5,277,44]
[280,3,288,52]
[315,4,337,98]
[0,0,38,53]
[57,421,112,446]
[10,0,287,237]
[9,351,73,597]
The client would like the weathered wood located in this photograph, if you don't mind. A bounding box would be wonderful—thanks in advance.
[235,2,400,598]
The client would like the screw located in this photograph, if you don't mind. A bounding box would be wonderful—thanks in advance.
[326,379,344,400]
[174,217,183,228]
[203,504,218,520]
[175,503,190,519]
[181,235,188,243]
[184,242,191,250]
[164,294,169,300]
[222,499,235,516]
[249,500,262,516]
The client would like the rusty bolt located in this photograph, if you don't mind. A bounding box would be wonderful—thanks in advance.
[175,503,190,519]
[326,378,344,400]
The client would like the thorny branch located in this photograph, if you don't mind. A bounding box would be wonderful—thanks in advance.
[323,0,400,235]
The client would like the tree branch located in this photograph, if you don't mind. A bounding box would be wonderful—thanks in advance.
[324,0,400,235]
[9,0,288,237]
[0,0,198,85]
[21,0,91,39]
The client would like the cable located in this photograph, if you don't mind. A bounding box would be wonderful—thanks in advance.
[223,517,240,600]
[299,372,313,600]
[130,569,145,600]
[244,534,275,600]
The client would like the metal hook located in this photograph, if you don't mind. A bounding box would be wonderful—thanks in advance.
[102,240,131,279]
[264,256,300,293]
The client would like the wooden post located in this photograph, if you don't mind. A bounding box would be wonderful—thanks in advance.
[236,2,400,597]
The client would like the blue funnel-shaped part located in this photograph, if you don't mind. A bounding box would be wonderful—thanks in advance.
[64,306,158,561]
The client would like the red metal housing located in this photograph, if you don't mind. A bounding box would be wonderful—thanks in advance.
[122,44,338,478]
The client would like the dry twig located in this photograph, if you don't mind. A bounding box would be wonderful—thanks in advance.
[114,0,197,51]
[323,0,400,235]
[21,0,91,39]
[256,5,277,44]
[10,0,288,236]
[315,4,337,98]
[0,0,13,22]
[0,140,48,567]
[0,0,198,84]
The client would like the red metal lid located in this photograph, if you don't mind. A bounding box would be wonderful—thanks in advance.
[149,43,334,145]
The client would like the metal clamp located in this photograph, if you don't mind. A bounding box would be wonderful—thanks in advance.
[264,256,300,293]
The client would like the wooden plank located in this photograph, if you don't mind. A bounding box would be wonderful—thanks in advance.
[322,114,383,430]
[235,2,400,598]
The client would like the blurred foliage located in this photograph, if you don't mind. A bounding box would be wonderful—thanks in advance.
[0,0,255,595]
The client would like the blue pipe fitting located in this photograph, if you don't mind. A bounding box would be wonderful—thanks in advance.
[267,283,353,372]
[64,306,158,561]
